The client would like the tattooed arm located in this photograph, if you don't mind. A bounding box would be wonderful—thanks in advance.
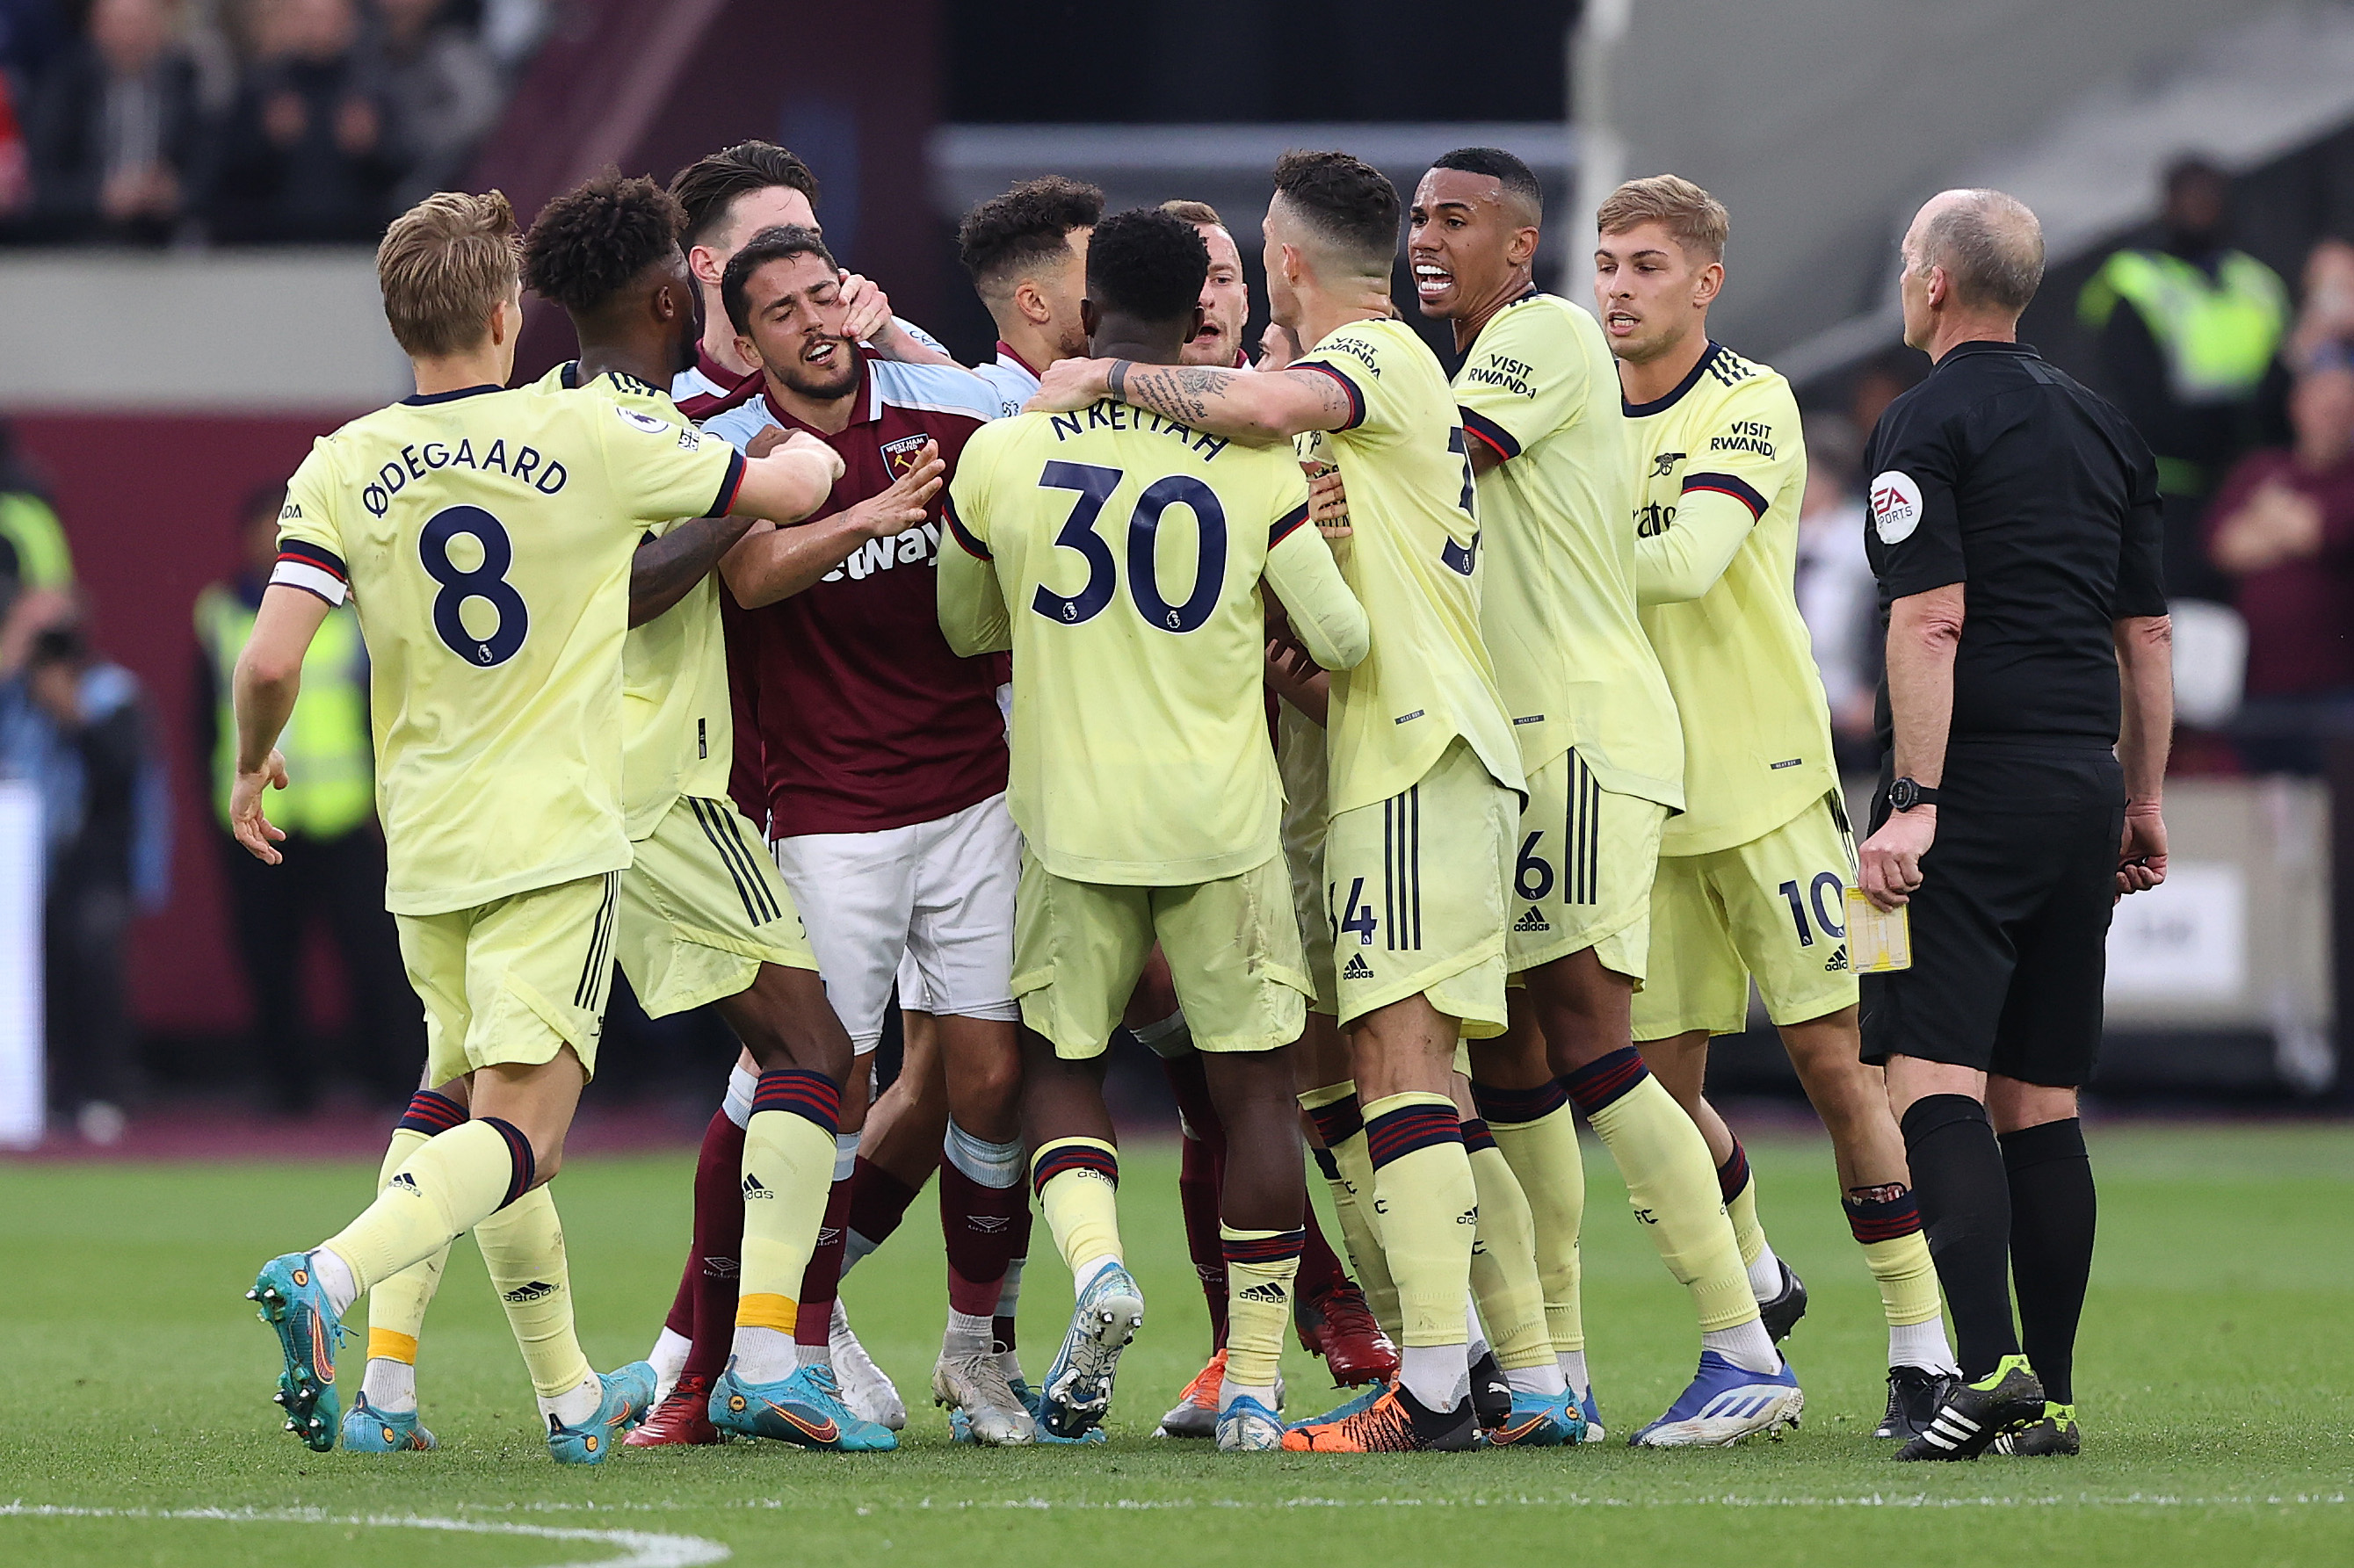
[1025,357,1356,445]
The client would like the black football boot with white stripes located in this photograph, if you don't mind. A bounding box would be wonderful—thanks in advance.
[1894,1354,2044,1461]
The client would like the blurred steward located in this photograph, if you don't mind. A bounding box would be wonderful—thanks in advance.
[2205,341,2354,776]
[0,417,72,607]
[1792,410,1879,772]
[212,0,400,243]
[194,483,416,1110]
[0,597,166,1142]
[2080,155,2290,603]
[24,0,208,243]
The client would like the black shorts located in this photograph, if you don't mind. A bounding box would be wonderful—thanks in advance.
[1858,741,2125,1087]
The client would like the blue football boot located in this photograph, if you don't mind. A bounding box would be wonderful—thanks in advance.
[340,1391,436,1453]
[1628,1351,1803,1448]
[247,1252,345,1452]
[1037,1265,1145,1440]
[547,1362,657,1464]
[709,1358,898,1451]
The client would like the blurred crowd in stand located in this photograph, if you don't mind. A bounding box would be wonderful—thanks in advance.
[0,0,543,245]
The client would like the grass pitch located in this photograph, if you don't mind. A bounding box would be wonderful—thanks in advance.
[1,1124,2349,1566]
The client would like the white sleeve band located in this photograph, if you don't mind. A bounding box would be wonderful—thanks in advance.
[270,560,347,605]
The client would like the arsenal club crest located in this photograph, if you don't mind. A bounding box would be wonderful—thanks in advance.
[880,432,932,478]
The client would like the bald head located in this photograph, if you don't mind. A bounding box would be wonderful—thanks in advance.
[1906,189,2044,316]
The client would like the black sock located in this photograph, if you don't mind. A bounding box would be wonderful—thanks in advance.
[1901,1094,2020,1381]
[2001,1117,2094,1406]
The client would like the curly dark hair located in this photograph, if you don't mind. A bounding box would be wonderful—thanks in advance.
[1431,146,1544,219]
[957,176,1105,293]
[721,224,838,334]
[1272,149,1400,268]
[1085,207,1208,324]
[669,141,820,249]
[522,172,685,314]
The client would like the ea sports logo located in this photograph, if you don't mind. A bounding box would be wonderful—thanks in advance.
[1870,470,1923,544]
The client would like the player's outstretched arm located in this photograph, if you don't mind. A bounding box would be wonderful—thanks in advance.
[1026,358,1354,444]
[721,439,944,609]
[1263,523,1367,671]
[228,584,332,864]
[728,429,846,526]
[629,516,757,626]
[1633,487,1756,605]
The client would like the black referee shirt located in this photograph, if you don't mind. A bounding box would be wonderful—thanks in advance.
[1864,340,2166,753]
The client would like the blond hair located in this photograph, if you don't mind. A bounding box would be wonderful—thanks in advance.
[376,191,522,358]
[1596,175,1728,263]
[1160,199,1225,228]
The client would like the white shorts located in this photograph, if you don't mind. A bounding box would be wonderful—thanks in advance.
[771,791,1021,1053]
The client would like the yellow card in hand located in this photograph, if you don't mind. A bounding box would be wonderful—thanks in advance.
[1844,888,1912,973]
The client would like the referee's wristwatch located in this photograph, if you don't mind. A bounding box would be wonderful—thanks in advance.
[1887,777,1942,813]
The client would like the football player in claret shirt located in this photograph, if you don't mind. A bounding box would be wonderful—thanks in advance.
[960,177,1105,417]
[1600,174,1957,1440]
[1034,150,1523,1454]
[940,206,1367,1449]
[235,189,841,1463]
[701,226,1048,1444]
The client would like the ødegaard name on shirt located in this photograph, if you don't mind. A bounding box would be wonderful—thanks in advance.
[1050,401,1231,460]
[359,436,569,517]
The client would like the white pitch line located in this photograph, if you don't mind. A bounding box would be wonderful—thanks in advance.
[0,1503,731,1566]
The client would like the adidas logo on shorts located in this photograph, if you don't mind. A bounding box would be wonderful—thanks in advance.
[1237,1282,1287,1304]
[1825,944,1850,972]
[1342,954,1374,980]
[1513,907,1550,933]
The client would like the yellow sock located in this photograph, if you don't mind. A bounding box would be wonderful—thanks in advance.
[474,1185,592,1401]
[1465,1130,1551,1373]
[1720,1142,1767,1268]
[1220,1226,1303,1391]
[735,1071,843,1333]
[1481,1083,1585,1358]
[1362,1092,1475,1349]
[323,1118,528,1296]
[1863,1232,1944,1327]
[1301,1081,1403,1340]
[1032,1138,1123,1288]
[364,1125,448,1365]
[1579,1071,1756,1333]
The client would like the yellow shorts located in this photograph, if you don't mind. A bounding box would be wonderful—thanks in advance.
[1013,849,1311,1059]
[1504,748,1669,980]
[1632,791,1862,1040]
[1275,705,1337,1015]
[1324,740,1514,1038]
[617,796,815,1018]
[398,871,620,1087]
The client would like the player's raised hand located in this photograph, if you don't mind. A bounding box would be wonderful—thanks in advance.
[839,270,893,346]
[229,750,291,864]
[844,440,944,538]
[1025,358,1111,413]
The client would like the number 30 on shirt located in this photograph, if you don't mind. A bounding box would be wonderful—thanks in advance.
[1031,460,1228,633]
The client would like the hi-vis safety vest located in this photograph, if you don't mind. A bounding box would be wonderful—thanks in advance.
[2079,248,2289,405]
[195,583,373,836]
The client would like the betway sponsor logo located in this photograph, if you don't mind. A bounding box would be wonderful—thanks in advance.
[822,521,943,583]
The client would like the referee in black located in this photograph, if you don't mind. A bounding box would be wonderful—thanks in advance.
[1855,189,2174,1462]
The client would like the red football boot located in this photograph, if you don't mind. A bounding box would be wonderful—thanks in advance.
[1297,1283,1399,1387]
[623,1371,722,1447]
